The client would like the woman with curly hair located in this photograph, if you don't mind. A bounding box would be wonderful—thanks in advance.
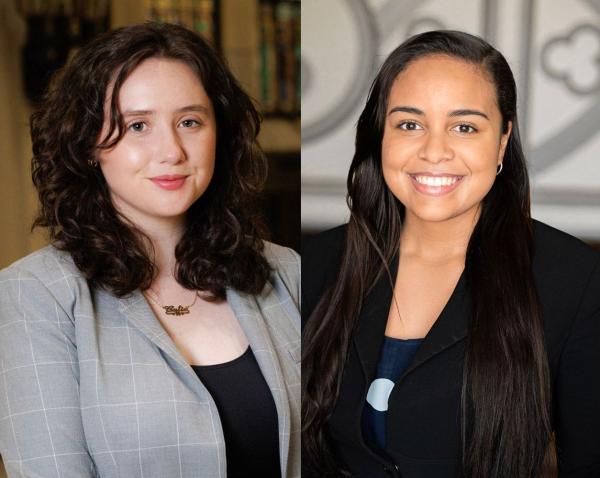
[0,22,299,478]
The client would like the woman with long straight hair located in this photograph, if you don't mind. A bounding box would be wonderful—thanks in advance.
[302,30,600,477]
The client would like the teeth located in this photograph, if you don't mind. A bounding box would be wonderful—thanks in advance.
[414,175,459,187]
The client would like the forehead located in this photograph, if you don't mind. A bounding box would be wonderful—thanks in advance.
[109,57,211,109]
[388,54,498,112]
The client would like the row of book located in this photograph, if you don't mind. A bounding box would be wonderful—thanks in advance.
[259,0,300,116]
[17,1,110,102]
[18,0,299,117]
[149,0,219,45]
[150,0,300,117]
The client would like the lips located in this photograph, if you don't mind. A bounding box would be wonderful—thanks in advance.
[408,173,464,196]
[150,174,188,191]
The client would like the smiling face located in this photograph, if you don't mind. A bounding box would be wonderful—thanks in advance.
[97,57,217,230]
[381,54,512,226]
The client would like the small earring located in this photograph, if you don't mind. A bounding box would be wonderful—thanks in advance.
[87,159,98,167]
[496,162,503,175]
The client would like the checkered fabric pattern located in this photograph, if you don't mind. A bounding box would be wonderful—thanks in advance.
[0,242,300,478]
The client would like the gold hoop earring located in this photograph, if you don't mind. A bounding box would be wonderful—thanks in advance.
[87,159,98,167]
[496,162,503,175]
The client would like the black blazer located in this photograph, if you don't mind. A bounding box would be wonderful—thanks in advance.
[302,220,600,478]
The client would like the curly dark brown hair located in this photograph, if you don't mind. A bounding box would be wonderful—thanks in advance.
[31,22,271,299]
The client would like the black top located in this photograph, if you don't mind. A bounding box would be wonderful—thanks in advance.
[302,220,600,478]
[192,347,281,478]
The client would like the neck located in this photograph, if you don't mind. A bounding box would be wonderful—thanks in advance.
[135,217,185,281]
[400,207,480,262]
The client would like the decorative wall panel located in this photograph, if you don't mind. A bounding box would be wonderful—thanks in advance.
[302,0,600,239]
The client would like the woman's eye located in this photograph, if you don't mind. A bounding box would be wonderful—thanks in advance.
[398,121,422,131]
[180,119,200,128]
[127,121,147,132]
[454,124,477,134]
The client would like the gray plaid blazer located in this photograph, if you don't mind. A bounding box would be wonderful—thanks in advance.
[0,242,300,478]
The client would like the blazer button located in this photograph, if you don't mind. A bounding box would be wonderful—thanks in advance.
[382,465,398,475]
[383,464,401,476]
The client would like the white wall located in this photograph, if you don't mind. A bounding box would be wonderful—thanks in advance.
[301,0,600,240]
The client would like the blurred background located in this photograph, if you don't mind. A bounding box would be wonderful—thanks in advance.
[301,0,600,249]
[0,0,299,470]
[0,0,300,276]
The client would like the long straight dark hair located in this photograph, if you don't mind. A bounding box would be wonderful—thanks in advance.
[302,31,552,477]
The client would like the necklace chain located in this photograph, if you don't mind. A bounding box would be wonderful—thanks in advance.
[145,288,199,316]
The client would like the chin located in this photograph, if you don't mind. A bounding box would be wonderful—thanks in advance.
[157,195,199,213]
[408,204,463,223]
[415,213,456,223]
[146,204,191,219]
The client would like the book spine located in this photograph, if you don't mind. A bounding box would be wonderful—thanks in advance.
[259,1,278,113]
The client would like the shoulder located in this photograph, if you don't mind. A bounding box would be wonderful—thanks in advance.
[303,223,347,257]
[533,219,599,263]
[263,240,300,287]
[302,224,348,325]
[532,219,600,284]
[261,240,300,306]
[302,224,347,276]
[1,244,81,282]
[531,219,600,334]
[263,240,300,274]
[0,245,84,292]
[0,245,88,319]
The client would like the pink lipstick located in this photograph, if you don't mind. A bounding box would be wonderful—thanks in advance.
[150,174,188,190]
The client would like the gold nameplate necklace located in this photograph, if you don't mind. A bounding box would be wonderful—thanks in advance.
[145,288,200,316]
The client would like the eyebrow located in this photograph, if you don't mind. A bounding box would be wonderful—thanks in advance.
[122,105,210,116]
[388,106,489,120]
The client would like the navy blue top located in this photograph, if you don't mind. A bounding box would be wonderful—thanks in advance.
[362,336,423,452]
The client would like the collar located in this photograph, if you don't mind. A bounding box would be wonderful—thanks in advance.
[352,253,470,383]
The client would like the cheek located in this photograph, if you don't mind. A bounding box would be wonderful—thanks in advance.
[185,135,217,192]
[460,144,500,200]
[187,128,217,157]
[100,143,149,177]
[381,139,411,191]
[202,136,217,164]
[460,141,500,174]
[382,137,404,172]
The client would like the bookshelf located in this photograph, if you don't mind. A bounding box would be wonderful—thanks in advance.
[257,0,300,117]
[111,0,300,154]
[146,0,220,45]
[220,2,300,254]
[10,0,299,251]
[112,0,300,249]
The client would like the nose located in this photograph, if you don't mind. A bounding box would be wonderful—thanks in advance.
[157,126,185,164]
[418,130,454,163]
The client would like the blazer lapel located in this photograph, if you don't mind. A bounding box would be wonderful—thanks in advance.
[227,287,293,477]
[352,254,470,383]
[118,290,191,370]
[353,257,398,382]
[117,291,230,399]
[403,272,469,377]
[118,287,296,476]
[117,291,228,476]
